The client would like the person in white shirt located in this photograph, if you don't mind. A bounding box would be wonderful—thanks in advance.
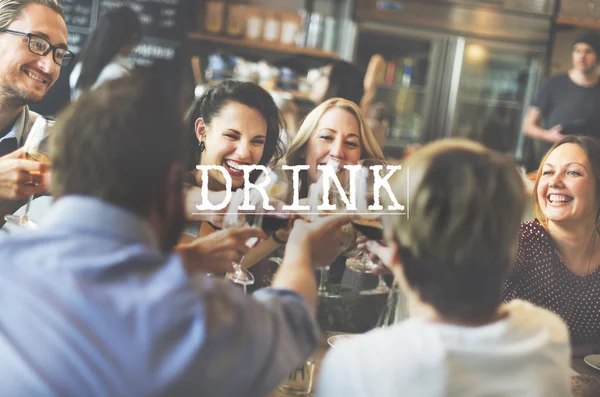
[69,6,140,100]
[317,139,572,397]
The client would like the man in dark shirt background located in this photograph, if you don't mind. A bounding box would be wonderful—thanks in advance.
[522,32,600,159]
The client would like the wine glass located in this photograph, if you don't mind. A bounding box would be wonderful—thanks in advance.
[308,159,354,297]
[376,280,409,328]
[223,189,257,292]
[346,158,391,295]
[250,166,294,235]
[223,168,293,292]
[4,117,53,229]
[250,167,294,269]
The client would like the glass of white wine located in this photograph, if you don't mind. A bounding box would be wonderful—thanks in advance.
[4,117,53,229]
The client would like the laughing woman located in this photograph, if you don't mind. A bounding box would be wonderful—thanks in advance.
[181,80,286,239]
[244,98,386,322]
[286,97,384,199]
[286,98,384,289]
[503,135,600,355]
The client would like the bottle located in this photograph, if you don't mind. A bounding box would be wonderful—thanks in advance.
[401,57,413,88]
[205,1,225,34]
[322,17,336,52]
[305,13,324,49]
[262,10,280,42]
[295,9,309,47]
[226,0,247,38]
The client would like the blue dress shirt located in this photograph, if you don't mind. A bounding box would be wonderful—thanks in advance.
[0,196,318,397]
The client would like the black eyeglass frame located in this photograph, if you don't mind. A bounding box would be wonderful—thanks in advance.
[0,29,74,67]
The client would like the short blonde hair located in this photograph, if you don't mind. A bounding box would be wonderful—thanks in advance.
[285,97,384,197]
[383,139,525,322]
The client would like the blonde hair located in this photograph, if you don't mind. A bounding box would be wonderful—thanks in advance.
[383,138,525,322]
[285,97,384,196]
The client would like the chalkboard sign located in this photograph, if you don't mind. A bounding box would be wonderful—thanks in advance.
[97,0,184,67]
[31,0,186,116]
[62,0,93,29]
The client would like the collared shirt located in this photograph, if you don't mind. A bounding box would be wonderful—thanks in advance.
[0,195,318,397]
[0,106,39,226]
[0,119,16,146]
[0,106,38,147]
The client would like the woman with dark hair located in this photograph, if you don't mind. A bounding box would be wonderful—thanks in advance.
[184,79,286,188]
[182,79,286,237]
[503,135,600,355]
[309,60,365,106]
[69,6,141,100]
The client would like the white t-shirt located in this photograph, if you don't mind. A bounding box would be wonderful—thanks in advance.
[317,300,571,397]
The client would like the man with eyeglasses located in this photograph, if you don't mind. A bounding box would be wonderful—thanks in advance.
[0,0,71,225]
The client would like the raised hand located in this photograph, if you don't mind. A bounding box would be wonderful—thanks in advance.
[356,235,398,275]
[284,214,356,269]
[178,226,267,274]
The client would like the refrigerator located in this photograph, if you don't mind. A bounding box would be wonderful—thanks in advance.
[352,0,556,161]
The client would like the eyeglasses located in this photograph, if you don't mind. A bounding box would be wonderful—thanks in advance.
[0,29,74,66]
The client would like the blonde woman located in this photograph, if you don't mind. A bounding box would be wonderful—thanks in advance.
[246,98,385,308]
[287,97,384,198]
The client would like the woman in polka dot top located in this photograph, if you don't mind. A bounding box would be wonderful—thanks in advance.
[503,135,600,355]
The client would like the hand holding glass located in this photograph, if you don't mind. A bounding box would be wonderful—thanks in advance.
[222,190,257,290]
[223,168,293,290]
[345,158,390,295]
[4,117,53,229]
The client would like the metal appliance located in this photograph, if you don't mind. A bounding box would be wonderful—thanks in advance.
[351,0,557,160]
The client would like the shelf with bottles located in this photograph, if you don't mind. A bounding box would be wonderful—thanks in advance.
[188,32,339,60]
[193,0,346,60]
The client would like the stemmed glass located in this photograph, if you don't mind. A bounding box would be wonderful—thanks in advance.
[308,159,353,297]
[345,158,391,295]
[223,167,293,292]
[376,280,409,328]
[223,188,257,292]
[252,167,294,269]
[249,166,293,235]
[4,117,53,229]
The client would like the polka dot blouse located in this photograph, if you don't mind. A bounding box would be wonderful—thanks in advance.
[503,220,600,349]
